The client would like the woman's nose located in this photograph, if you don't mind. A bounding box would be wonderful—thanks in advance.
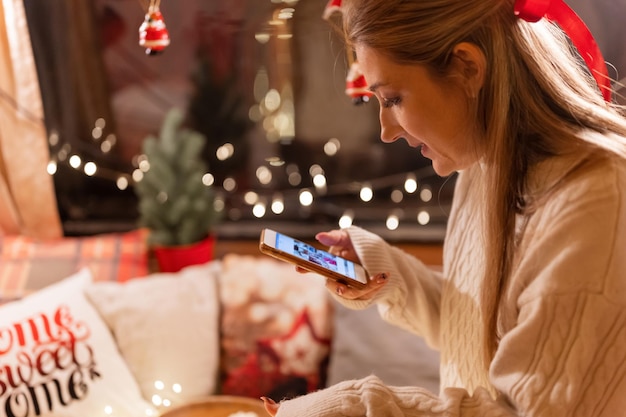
[379,110,401,143]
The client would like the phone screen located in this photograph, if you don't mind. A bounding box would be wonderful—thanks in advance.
[272,231,359,280]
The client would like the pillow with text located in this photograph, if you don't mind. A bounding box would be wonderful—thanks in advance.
[0,268,155,417]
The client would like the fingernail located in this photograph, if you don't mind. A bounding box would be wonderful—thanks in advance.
[336,286,344,296]
[260,396,276,404]
[376,273,388,284]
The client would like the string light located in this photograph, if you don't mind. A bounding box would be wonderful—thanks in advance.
[323,138,340,156]
[214,195,226,212]
[138,157,150,172]
[338,210,354,228]
[132,169,144,182]
[47,161,57,175]
[256,165,273,185]
[417,210,431,225]
[420,186,433,202]
[287,167,302,186]
[84,162,97,176]
[117,176,129,190]
[146,379,186,411]
[69,155,82,169]
[244,191,259,205]
[216,143,235,161]
[271,193,285,214]
[312,173,326,188]
[359,184,373,202]
[202,173,215,186]
[404,173,418,193]
[223,177,237,192]
[46,136,444,233]
[253,201,266,217]
[40,112,444,231]
[386,209,404,231]
[390,188,403,203]
[386,214,400,230]
[299,189,313,206]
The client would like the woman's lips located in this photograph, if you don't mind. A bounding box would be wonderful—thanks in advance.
[401,137,429,158]
[419,143,429,158]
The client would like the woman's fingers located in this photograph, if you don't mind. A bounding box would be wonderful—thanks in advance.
[325,272,389,300]
[315,230,347,247]
[261,397,279,416]
[316,230,359,263]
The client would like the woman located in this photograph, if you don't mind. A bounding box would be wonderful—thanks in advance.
[263,0,626,415]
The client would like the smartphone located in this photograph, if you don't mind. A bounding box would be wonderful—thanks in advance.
[259,228,368,289]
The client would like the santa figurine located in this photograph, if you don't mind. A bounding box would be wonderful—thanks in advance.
[345,61,373,105]
[138,7,170,55]
[322,0,342,20]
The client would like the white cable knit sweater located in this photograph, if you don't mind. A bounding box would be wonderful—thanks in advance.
[276,151,626,416]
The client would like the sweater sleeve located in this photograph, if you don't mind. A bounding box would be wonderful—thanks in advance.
[275,375,516,417]
[332,226,444,349]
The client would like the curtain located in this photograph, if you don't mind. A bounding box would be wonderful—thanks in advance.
[22,0,125,232]
[0,0,62,239]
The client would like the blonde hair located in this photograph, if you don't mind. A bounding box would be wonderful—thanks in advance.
[340,0,626,367]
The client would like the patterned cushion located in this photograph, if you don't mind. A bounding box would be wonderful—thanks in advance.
[218,254,333,400]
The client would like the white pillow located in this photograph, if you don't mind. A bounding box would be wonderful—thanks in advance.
[0,268,156,417]
[327,301,440,393]
[84,262,221,407]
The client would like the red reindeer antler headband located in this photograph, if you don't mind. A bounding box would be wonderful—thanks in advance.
[515,0,612,102]
[324,0,612,103]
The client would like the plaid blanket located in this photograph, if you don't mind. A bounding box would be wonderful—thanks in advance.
[0,229,149,303]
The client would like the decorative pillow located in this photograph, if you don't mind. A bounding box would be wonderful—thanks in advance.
[0,268,156,417]
[84,262,222,407]
[0,229,149,303]
[326,301,441,394]
[218,254,333,400]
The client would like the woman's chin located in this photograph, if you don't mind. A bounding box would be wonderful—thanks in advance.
[431,161,455,177]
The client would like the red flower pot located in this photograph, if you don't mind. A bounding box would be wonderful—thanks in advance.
[153,235,216,273]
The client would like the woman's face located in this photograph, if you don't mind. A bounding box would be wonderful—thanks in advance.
[356,44,482,176]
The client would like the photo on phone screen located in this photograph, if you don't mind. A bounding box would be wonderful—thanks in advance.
[259,228,368,288]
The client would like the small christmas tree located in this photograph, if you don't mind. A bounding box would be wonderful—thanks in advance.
[134,108,219,247]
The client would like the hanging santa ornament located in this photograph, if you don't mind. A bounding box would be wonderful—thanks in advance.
[138,0,170,55]
[321,0,372,105]
[322,0,343,21]
[345,61,373,105]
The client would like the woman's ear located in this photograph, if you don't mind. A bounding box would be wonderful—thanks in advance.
[450,42,486,98]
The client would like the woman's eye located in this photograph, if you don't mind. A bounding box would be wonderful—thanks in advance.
[382,97,401,108]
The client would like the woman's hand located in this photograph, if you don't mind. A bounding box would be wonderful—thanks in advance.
[316,229,359,262]
[261,397,279,416]
[299,229,388,301]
